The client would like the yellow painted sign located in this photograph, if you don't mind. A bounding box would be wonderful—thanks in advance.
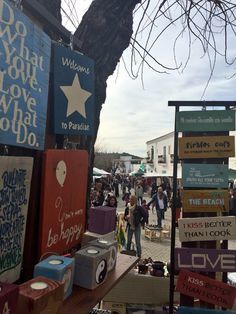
[182,189,229,212]
[179,136,235,159]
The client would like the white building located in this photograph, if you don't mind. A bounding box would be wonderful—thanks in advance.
[146,131,182,179]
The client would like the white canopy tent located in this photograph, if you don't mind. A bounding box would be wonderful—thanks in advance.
[93,167,111,176]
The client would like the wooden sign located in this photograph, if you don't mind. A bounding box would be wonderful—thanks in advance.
[182,164,228,188]
[0,0,51,150]
[175,247,236,272]
[178,216,236,242]
[53,43,95,136]
[39,150,88,257]
[182,189,229,212]
[0,156,33,283]
[179,136,235,159]
[176,110,236,132]
[176,269,236,309]
[178,306,236,314]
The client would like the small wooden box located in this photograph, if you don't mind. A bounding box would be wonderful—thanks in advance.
[17,276,64,314]
[34,255,75,300]
[0,282,19,314]
[88,206,116,234]
[74,246,110,289]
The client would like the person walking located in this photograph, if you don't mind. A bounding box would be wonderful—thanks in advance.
[124,195,148,257]
[147,186,168,229]
[135,182,144,205]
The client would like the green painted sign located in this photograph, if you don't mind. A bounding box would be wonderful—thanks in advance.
[176,110,236,131]
[182,164,228,188]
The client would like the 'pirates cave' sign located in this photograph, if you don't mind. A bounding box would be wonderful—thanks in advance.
[0,0,51,150]
[182,163,228,188]
[39,149,88,256]
[176,269,236,310]
[0,156,33,283]
[176,110,236,132]
[175,247,236,272]
[178,216,236,242]
[53,44,94,136]
[179,136,235,159]
[182,189,229,212]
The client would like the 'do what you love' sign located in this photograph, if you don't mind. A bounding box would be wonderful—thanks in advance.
[0,0,51,150]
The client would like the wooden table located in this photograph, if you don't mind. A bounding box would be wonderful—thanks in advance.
[60,254,139,314]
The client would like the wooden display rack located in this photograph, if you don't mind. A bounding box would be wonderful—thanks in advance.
[145,225,171,241]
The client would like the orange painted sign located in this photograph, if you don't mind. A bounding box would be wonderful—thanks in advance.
[182,189,229,212]
[176,269,236,309]
[39,149,88,256]
[179,136,235,159]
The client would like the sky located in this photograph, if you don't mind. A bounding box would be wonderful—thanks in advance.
[61,1,236,158]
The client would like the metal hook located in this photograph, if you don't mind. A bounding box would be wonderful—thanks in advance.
[69,33,74,50]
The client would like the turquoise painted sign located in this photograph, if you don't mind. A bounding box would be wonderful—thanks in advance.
[0,0,51,149]
[182,163,228,188]
[178,307,236,314]
[53,43,94,136]
[176,110,236,131]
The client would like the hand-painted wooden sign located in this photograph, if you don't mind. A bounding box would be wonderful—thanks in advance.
[176,110,236,132]
[178,216,236,242]
[178,306,236,314]
[39,150,88,257]
[179,136,235,159]
[0,156,33,283]
[175,247,236,272]
[182,189,229,212]
[53,43,94,136]
[182,164,228,188]
[176,269,236,309]
[0,0,51,150]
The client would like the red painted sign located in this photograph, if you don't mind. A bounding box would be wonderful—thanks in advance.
[39,150,88,256]
[176,269,236,309]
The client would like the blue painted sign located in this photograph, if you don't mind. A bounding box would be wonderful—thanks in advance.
[53,44,94,136]
[0,0,51,150]
[182,163,228,188]
[178,306,236,314]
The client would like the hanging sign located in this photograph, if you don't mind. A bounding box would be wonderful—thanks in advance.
[182,189,229,212]
[39,150,88,256]
[0,156,33,283]
[53,44,94,136]
[176,269,236,310]
[176,110,236,132]
[182,163,228,188]
[178,216,236,242]
[0,0,51,150]
[175,247,236,272]
[178,307,236,314]
[179,136,235,159]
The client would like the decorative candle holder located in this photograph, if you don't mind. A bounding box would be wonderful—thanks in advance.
[0,282,19,314]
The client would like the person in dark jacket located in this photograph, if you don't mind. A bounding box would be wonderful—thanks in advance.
[124,195,148,257]
[147,186,168,229]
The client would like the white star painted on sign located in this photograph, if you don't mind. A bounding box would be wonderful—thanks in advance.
[60,73,92,118]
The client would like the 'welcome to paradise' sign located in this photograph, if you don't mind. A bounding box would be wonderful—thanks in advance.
[178,216,236,242]
[53,44,94,136]
[0,0,51,150]
[179,136,235,159]
[176,110,236,132]
[182,189,229,212]
[39,150,88,256]
[175,247,236,272]
[176,269,236,310]
[182,163,228,188]
[0,156,33,283]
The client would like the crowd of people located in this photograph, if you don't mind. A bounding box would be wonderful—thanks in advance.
[89,174,236,258]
